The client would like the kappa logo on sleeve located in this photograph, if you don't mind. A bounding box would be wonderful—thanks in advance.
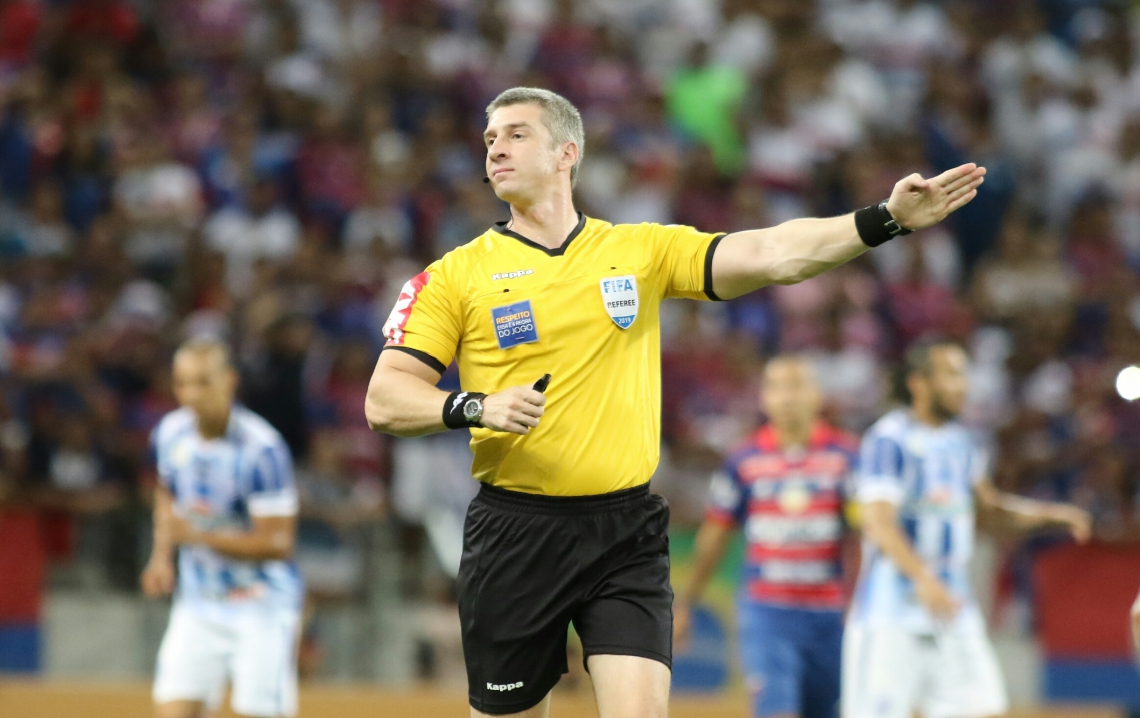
[491,300,539,350]
[600,275,638,329]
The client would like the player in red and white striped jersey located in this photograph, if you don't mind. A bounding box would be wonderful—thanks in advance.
[675,355,856,718]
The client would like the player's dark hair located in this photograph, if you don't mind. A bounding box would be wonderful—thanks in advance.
[892,337,964,405]
[175,335,234,369]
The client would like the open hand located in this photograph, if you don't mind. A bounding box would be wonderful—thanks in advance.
[481,382,546,435]
[1052,504,1092,544]
[141,558,175,598]
[885,163,987,231]
[915,573,961,622]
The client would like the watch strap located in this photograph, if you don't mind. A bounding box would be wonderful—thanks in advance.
[443,391,487,429]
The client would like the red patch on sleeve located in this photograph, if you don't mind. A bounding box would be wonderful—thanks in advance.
[383,272,431,346]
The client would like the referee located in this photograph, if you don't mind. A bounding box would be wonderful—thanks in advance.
[365,87,985,718]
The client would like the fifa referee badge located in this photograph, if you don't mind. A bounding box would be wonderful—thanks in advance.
[600,275,639,329]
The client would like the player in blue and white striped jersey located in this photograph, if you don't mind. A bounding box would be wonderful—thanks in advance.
[843,340,1090,718]
[142,338,302,718]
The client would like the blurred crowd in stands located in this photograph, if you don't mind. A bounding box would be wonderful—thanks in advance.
[2,0,1140,652]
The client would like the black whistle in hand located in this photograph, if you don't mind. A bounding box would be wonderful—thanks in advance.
[533,374,552,393]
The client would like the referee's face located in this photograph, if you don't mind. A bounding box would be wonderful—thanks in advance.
[173,348,237,425]
[483,103,571,201]
[761,358,821,434]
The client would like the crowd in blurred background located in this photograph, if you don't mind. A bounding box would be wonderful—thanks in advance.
[2,0,1140,679]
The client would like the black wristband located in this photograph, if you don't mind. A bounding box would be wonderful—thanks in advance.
[855,200,913,248]
[443,391,487,429]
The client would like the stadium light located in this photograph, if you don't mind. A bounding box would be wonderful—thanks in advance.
[1116,366,1140,401]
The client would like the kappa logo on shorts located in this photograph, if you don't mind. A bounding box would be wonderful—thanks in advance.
[491,300,539,350]
[600,275,638,329]
[487,681,524,692]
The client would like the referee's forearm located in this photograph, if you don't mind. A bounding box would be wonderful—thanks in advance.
[711,215,868,299]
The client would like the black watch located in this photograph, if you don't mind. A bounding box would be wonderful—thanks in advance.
[879,201,913,237]
[462,396,484,426]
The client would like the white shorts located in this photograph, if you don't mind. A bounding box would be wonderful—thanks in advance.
[842,623,1008,718]
[153,603,301,717]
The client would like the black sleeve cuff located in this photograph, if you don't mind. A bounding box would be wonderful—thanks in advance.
[703,233,727,301]
[382,345,448,374]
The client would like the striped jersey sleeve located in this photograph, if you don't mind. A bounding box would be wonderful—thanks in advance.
[150,410,191,493]
[856,431,906,505]
[245,437,298,517]
[705,463,747,526]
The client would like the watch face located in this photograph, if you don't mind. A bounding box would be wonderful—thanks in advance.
[463,398,483,421]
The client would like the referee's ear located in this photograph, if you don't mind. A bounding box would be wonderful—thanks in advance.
[557,140,580,181]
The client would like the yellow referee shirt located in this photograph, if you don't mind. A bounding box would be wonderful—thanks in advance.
[382,214,724,496]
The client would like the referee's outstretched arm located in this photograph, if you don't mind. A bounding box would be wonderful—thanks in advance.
[709,163,986,300]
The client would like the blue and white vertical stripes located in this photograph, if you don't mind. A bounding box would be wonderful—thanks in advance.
[151,406,303,613]
[850,409,986,633]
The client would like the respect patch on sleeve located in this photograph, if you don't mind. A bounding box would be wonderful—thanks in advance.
[491,300,539,350]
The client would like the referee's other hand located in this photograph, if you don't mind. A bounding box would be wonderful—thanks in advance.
[481,382,547,434]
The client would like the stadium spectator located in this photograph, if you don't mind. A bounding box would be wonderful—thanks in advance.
[667,41,748,175]
[203,176,301,297]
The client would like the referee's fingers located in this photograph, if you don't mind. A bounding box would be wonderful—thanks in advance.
[503,418,536,434]
[513,411,540,428]
[516,399,545,418]
[512,386,546,406]
[930,162,977,187]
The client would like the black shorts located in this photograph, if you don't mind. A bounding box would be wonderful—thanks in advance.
[457,482,673,715]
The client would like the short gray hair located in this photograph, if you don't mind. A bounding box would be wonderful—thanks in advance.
[486,87,585,187]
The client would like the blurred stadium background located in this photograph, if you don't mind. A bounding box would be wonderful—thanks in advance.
[3,0,1140,716]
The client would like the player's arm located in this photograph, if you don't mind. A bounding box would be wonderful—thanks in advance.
[973,481,1091,542]
[141,484,176,598]
[674,518,735,649]
[170,513,298,561]
[676,469,745,649]
[365,349,547,437]
[861,500,959,620]
[1131,589,1140,654]
[679,520,735,608]
[709,163,986,299]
